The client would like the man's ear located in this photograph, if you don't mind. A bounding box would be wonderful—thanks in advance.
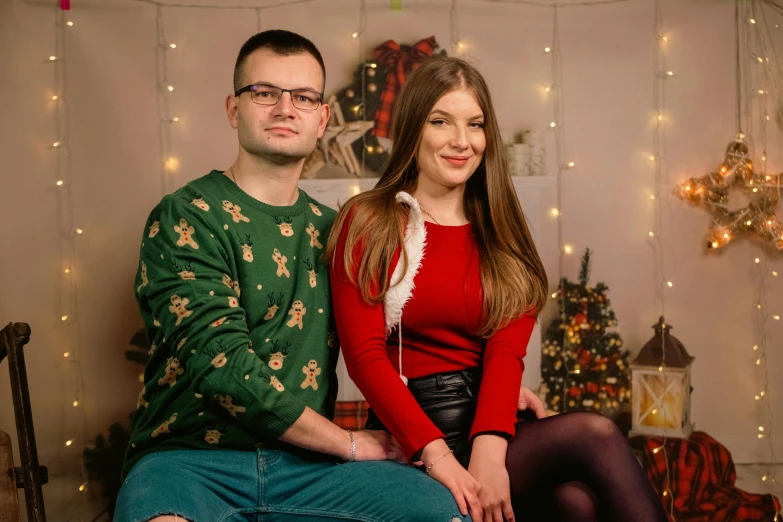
[317,102,331,138]
[226,95,239,130]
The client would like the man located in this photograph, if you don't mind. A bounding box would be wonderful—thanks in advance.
[116,29,544,522]
[116,29,467,522]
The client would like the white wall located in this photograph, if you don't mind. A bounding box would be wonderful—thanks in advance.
[1,0,781,481]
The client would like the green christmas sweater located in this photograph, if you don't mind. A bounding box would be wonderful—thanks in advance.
[124,170,338,477]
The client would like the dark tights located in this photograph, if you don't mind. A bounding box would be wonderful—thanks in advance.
[506,412,667,522]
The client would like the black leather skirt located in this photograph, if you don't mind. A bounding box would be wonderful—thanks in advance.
[365,367,537,466]
[365,367,483,467]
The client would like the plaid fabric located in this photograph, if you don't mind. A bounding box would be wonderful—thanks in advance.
[632,431,781,521]
[333,400,370,431]
[372,37,437,139]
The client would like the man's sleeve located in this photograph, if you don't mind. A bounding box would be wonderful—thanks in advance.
[136,195,307,439]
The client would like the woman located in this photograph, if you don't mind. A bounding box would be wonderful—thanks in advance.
[327,57,666,522]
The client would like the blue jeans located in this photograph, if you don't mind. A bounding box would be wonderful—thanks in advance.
[115,447,470,522]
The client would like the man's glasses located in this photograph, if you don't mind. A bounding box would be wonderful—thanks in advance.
[234,83,323,112]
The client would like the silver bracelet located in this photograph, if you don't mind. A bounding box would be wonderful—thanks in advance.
[425,450,454,475]
[348,430,356,462]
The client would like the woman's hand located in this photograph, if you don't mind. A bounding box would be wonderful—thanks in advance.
[468,434,514,522]
[421,439,484,520]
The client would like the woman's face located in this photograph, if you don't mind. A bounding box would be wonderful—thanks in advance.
[415,88,486,190]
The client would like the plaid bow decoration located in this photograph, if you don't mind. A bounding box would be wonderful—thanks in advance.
[371,36,437,139]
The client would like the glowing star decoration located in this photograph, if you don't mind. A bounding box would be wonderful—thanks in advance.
[674,135,783,251]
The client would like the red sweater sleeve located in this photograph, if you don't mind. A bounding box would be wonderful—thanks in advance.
[329,222,445,460]
[469,313,536,441]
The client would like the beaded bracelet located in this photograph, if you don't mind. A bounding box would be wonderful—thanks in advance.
[425,450,454,475]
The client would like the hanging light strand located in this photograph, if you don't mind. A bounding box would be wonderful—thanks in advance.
[651,2,675,517]
[744,0,779,500]
[51,2,89,493]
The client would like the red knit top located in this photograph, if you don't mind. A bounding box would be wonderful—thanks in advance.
[330,220,536,459]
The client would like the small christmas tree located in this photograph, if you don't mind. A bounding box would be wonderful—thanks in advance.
[541,249,631,418]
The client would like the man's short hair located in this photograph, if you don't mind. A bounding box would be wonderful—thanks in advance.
[233,29,326,93]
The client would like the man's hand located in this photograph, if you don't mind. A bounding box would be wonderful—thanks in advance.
[518,384,546,419]
[353,429,406,462]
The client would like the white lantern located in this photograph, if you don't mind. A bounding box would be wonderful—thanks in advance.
[629,317,694,439]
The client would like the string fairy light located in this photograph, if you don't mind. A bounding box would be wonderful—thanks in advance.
[48,1,89,498]
[647,1,677,515]
[741,1,781,507]
[542,4,582,414]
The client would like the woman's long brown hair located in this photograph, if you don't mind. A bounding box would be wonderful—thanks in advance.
[325,57,548,337]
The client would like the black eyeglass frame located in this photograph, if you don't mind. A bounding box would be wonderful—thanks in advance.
[233,82,324,111]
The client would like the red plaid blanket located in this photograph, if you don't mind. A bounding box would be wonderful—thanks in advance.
[633,431,781,521]
[372,37,438,139]
[333,400,370,431]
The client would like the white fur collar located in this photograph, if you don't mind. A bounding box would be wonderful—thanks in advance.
[384,191,427,336]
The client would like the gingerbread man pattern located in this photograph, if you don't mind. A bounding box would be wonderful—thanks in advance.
[300,360,321,390]
[158,357,184,387]
[204,428,222,445]
[136,386,149,409]
[286,300,306,330]
[174,218,199,249]
[272,248,290,278]
[137,261,148,293]
[151,413,177,438]
[222,200,250,223]
[168,295,192,326]
[214,394,247,417]
[305,223,323,249]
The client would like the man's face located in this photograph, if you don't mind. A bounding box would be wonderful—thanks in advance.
[228,49,329,164]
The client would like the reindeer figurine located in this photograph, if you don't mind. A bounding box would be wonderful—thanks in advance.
[263,292,285,321]
[303,258,318,288]
[269,340,291,370]
[274,216,294,237]
[170,258,196,280]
